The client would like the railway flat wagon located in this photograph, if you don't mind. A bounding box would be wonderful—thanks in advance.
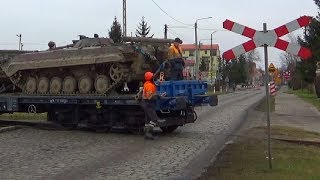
[0,80,218,133]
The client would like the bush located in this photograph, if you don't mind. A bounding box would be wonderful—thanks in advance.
[291,75,302,90]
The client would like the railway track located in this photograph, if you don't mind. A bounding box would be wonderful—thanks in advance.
[0,119,69,132]
[0,119,143,134]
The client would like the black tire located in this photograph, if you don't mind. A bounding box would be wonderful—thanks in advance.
[160,125,179,133]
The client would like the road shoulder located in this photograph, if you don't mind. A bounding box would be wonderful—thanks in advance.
[198,87,320,179]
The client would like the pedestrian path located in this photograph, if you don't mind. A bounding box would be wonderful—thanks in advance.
[271,87,320,133]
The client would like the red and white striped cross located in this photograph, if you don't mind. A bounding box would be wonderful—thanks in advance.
[222,16,312,61]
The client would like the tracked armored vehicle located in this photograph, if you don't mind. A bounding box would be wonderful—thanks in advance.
[0,36,174,95]
[0,50,36,93]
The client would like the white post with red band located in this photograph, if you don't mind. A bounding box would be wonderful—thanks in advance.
[269,81,276,96]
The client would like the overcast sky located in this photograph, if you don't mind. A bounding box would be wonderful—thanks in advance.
[0,0,318,69]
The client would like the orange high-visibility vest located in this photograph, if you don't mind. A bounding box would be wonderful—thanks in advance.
[143,81,156,99]
[168,44,182,59]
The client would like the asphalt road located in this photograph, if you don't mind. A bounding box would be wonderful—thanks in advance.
[0,89,264,180]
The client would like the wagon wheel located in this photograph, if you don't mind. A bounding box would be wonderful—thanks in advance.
[160,126,179,133]
[109,63,124,82]
[94,75,110,94]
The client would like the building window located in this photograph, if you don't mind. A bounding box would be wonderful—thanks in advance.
[205,50,208,55]
[211,49,217,56]
[189,51,195,57]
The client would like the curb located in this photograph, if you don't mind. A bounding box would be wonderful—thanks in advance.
[181,93,265,180]
[0,126,21,133]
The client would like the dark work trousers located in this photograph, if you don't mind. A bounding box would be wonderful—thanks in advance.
[170,58,184,81]
[141,99,159,125]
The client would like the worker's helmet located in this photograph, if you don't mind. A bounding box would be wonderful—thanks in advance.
[144,71,153,81]
[174,37,183,44]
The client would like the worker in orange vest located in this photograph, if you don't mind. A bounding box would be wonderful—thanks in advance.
[140,71,166,140]
[168,38,185,80]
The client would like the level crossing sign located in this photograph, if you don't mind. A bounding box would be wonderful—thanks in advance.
[222,16,312,61]
[268,63,276,73]
[220,16,312,170]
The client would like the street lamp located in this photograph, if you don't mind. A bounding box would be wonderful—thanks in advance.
[194,17,212,78]
[198,39,211,47]
[210,31,217,85]
[210,31,217,55]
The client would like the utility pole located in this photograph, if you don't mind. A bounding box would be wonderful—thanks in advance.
[164,24,168,39]
[16,34,22,50]
[210,32,213,85]
[194,17,212,79]
[123,0,127,37]
[194,22,198,78]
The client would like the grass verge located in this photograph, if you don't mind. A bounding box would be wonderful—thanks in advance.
[199,126,320,180]
[255,96,275,112]
[0,112,47,121]
[288,89,320,111]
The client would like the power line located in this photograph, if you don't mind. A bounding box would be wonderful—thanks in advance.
[167,25,227,32]
[198,28,227,31]
[150,0,193,26]
[168,30,181,39]
[169,28,183,37]
[168,26,194,29]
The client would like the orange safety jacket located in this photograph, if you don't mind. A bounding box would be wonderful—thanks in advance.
[168,44,183,59]
[142,81,156,99]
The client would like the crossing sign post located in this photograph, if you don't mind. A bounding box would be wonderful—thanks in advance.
[222,16,312,169]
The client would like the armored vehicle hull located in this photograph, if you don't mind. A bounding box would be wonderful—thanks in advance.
[0,50,36,93]
[0,37,173,95]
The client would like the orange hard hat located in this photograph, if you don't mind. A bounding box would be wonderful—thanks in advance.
[144,71,153,81]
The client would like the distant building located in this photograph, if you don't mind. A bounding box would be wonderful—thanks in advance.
[180,44,220,82]
[248,61,256,84]
[255,68,264,85]
[248,61,266,86]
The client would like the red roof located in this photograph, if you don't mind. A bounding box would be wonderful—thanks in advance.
[180,44,219,50]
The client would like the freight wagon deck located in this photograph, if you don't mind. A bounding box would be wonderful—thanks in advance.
[0,80,218,133]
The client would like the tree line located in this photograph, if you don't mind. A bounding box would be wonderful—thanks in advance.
[108,16,153,43]
[281,0,320,97]
[217,50,262,86]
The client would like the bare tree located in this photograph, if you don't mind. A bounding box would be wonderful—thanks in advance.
[280,34,301,69]
[245,49,261,62]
